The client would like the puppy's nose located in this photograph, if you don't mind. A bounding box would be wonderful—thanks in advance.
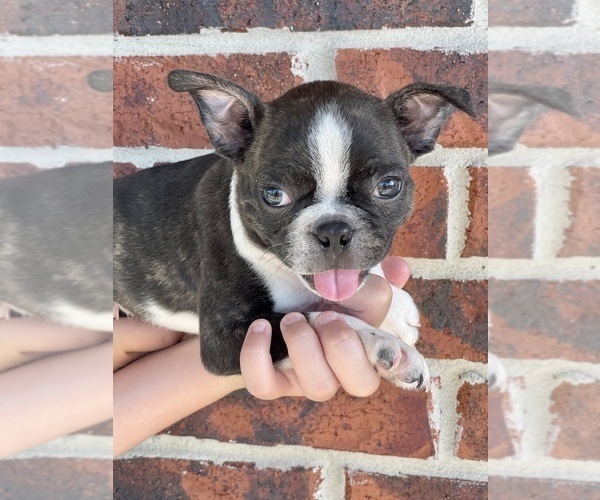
[314,222,353,252]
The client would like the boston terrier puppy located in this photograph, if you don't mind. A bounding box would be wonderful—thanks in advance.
[113,72,475,391]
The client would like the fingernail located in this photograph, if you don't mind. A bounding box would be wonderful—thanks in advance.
[252,321,267,333]
[281,312,305,326]
[315,311,339,326]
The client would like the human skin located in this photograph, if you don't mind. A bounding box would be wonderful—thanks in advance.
[113,256,411,456]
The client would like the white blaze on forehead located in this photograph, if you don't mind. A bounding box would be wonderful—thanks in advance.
[308,104,352,202]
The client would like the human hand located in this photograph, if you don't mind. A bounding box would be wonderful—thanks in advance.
[240,256,410,401]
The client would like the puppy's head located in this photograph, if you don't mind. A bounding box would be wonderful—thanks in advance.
[169,71,474,301]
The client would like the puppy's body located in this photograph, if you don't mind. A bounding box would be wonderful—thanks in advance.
[0,164,113,331]
[114,75,475,389]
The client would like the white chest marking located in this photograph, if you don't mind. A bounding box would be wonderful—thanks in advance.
[229,173,318,313]
[51,302,113,332]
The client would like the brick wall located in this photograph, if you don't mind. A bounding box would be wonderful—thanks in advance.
[113,1,488,498]
[488,0,600,495]
[0,1,112,497]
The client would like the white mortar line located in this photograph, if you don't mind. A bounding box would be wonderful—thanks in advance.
[488,257,600,280]
[113,25,487,58]
[531,164,573,260]
[112,146,488,170]
[444,164,472,260]
[405,257,487,281]
[471,0,489,30]
[488,147,600,167]
[0,147,112,168]
[120,435,487,482]
[489,0,600,54]
[3,435,112,460]
[113,146,212,168]
[317,464,346,500]
[426,359,487,460]
[489,458,600,483]
[0,35,112,57]
[493,359,600,462]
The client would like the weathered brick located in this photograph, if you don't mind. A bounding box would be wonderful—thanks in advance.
[0,164,41,180]
[0,57,112,148]
[559,168,600,257]
[462,166,488,257]
[489,0,576,27]
[392,167,447,259]
[0,0,112,35]
[488,390,515,459]
[346,471,487,499]
[489,52,600,147]
[403,279,487,362]
[489,280,600,362]
[488,167,535,258]
[0,459,112,499]
[489,477,600,500]
[456,382,487,460]
[114,0,473,36]
[550,382,600,461]
[336,49,487,148]
[113,163,140,178]
[165,383,434,458]
[113,54,302,148]
[114,458,321,499]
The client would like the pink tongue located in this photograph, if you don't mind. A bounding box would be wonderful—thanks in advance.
[313,269,361,302]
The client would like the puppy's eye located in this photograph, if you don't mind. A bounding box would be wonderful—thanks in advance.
[373,177,402,199]
[261,187,292,207]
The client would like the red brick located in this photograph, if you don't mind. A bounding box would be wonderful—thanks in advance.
[0,0,111,35]
[456,382,487,460]
[165,383,434,459]
[346,471,487,499]
[403,279,487,362]
[463,167,488,257]
[488,390,515,459]
[559,168,600,257]
[489,167,535,258]
[114,458,321,499]
[489,0,576,27]
[113,162,140,178]
[392,167,447,258]
[0,459,112,498]
[0,164,41,180]
[115,0,473,36]
[489,477,600,500]
[336,49,487,148]
[0,57,112,148]
[489,280,600,362]
[550,382,600,461]
[489,52,600,147]
[113,54,303,148]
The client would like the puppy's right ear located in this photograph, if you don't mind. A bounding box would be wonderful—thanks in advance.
[168,71,265,161]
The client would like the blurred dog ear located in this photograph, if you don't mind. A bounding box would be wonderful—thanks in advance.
[488,82,579,155]
[169,71,265,161]
[386,83,476,156]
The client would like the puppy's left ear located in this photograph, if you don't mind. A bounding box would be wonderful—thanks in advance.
[168,70,265,161]
[386,83,476,156]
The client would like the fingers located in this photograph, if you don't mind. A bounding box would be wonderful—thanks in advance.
[240,320,299,399]
[337,274,392,328]
[280,313,340,401]
[313,312,380,397]
[381,256,411,288]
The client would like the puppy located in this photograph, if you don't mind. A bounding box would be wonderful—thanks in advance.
[113,72,475,390]
[0,164,113,331]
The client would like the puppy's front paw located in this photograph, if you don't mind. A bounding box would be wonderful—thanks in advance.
[380,286,420,348]
[343,314,430,391]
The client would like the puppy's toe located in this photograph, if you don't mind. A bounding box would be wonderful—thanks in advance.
[374,342,430,392]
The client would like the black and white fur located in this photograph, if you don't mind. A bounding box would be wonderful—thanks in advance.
[114,72,475,390]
